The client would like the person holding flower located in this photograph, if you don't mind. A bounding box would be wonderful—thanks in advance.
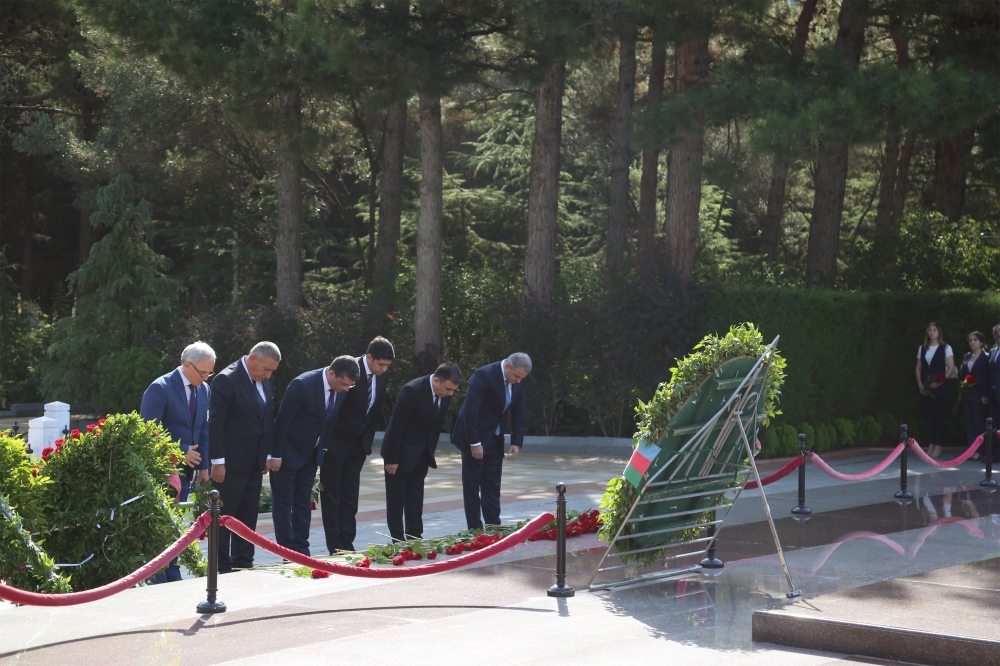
[961,332,989,460]
[916,322,954,458]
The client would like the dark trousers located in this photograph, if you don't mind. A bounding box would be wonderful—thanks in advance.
[964,399,988,450]
[385,459,430,541]
[921,395,949,447]
[270,447,318,556]
[461,434,504,529]
[216,470,262,572]
[320,453,365,553]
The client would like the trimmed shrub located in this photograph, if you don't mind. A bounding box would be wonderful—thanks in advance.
[800,423,816,451]
[777,423,800,456]
[833,418,855,449]
[876,413,900,445]
[760,426,780,458]
[856,416,881,447]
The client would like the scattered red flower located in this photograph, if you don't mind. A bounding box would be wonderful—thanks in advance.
[426,551,437,559]
[355,557,371,568]
[311,568,330,578]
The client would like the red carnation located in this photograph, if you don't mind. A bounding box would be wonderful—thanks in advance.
[426,551,437,559]
[70,429,81,439]
[41,446,55,460]
[392,555,406,566]
[590,509,600,519]
[98,418,107,426]
[86,423,97,432]
[311,568,330,578]
[54,438,64,447]
[965,374,977,386]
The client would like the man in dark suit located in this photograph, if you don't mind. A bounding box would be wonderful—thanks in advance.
[320,337,394,552]
[209,341,281,573]
[382,363,462,542]
[140,340,215,582]
[451,353,530,529]
[990,324,1000,455]
[270,356,359,555]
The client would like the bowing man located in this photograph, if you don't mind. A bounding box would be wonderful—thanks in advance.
[381,363,462,542]
[451,353,530,529]
[320,337,393,552]
[140,340,216,582]
[209,341,281,573]
[270,356,358,555]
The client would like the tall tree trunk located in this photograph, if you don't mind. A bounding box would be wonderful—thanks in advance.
[636,30,666,277]
[523,60,565,314]
[415,94,443,360]
[663,39,709,283]
[606,28,636,278]
[78,207,93,266]
[373,98,407,306]
[892,130,916,223]
[275,88,303,312]
[934,127,975,221]
[760,0,818,261]
[805,0,866,288]
[873,113,901,240]
[21,227,33,301]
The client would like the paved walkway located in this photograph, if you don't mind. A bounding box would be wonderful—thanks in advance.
[3,448,998,665]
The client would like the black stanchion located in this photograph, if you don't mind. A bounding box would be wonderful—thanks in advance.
[981,418,996,489]
[197,489,226,614]
[791,433,811,515]
[894,424,913,500]
[700,511,724,569]
[547,483,574,598]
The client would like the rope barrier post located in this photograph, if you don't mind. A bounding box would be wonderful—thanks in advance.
[197,490,226,614]
[700,509,724,569]
[547,483,574,598]
[791,433,811,515]
[981,418,996,489]
[894,424,913,500]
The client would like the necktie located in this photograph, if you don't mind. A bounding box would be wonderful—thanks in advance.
[254,382,265,413]
[434,395,441,413]
[188,385,197,424]
[496,382,511,436]
[367,373,375,413]
[323,388,336,425]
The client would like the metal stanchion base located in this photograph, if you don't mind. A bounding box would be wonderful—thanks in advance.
[699,556,724,569]
[980,478,998,488]
[790,505,811,515]
[785,589,802,599]
[196,600,227,614]
[894,490,913,499]
[547,584,575,598]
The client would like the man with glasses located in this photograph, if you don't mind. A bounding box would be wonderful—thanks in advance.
[451,353,531,529]
[271,356,359,555]
[140,340,216,582]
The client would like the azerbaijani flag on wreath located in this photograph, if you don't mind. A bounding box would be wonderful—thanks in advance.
[624,440,661,489]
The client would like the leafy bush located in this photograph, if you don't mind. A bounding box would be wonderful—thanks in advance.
[877,412,901,444]
[800,423,816,452]
[760,426,780,458]
[1,492,72,594]
[777,423,799,456]
[856,416,881,447]
[833,418,855,449]
[97,346,165,415]
[0,432,49,532]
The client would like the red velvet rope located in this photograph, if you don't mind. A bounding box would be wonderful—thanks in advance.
[0,512,211,607]
[220,511,556,578]
[809,443,905,481]
[907,435,983,468]
[744,455,804,489]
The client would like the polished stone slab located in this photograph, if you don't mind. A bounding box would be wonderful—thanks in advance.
[752,557,1000,666]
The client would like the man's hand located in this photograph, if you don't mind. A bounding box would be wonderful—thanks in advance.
[211,464,226,484]
[470,444,484,459]
[385,463,398,475]
[506,445,520,460]
[197,469,210,485]
[267,458,282,472]
[184,444,201,468]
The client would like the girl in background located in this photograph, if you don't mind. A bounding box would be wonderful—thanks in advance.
[916,322,954,458]
[962,331,989,460]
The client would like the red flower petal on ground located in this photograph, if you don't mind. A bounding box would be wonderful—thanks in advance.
[590,509,600,519]
[427,551,437,559]
[392,555,406,566]
[355,558,371,568]
[70,429,81,439]
[311,569,330,578]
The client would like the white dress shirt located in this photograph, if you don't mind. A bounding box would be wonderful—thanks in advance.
[363,355,376,413]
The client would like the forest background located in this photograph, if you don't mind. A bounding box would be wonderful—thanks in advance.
[2,0,998,448]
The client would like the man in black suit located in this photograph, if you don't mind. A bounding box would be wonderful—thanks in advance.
[270,356,359,555]
[320,336,394,552]
[382,363,462,542]
[451,353,530,529]
[209,341,281,573]
[989,324,1000,455]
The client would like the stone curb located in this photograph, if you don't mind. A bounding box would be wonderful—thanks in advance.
[370,432,635,458]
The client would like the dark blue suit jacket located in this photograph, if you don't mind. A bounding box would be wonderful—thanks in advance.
[272,368,343,471]
[451,361,526,455]
[989,346,1000,407]
[140,368,210,470]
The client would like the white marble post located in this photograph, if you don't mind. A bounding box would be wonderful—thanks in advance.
[27,416,60,457]
[43,401,71,434]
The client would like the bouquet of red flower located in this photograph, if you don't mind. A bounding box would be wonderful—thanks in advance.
[957,374,977,402]
[922,373,947,396]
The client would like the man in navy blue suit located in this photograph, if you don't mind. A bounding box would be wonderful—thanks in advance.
[140,340,216,582]
[451,353,531,529]
[270,356,360,555]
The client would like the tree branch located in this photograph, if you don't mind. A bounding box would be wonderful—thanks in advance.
[1,90,56,104]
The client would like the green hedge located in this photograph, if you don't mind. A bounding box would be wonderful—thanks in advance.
[701,288,999,445]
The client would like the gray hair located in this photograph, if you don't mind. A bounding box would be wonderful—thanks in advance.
[505,352,532,373]
[181,341,216,365]
[249,341,282,362]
